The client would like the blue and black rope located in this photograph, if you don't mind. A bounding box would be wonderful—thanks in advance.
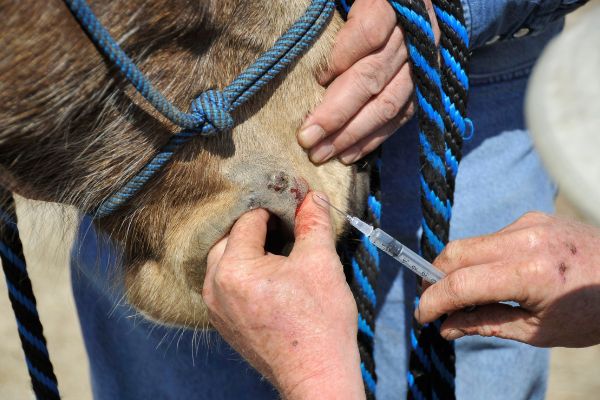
[338,0,470,398]
[0,189,60,400]
[391,0,470,399]
[61,0,336,218]
[340,0,470,398]
[420,2,470,399]
[385,1,452,399]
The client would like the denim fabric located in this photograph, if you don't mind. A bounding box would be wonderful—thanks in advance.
[71,12,566,400]
[462,0,586,49]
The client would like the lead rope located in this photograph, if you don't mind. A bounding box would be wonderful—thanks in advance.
[338,0,470,398]
[400,1,470,399]
[0,189,60,400]
[418,2,470,399]
[389,0,470,399]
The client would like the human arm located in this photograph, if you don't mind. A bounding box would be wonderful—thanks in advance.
[416,212,600,348]
[203,192,365,399]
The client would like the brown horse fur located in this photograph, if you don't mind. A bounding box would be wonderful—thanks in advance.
[0,0,369,328]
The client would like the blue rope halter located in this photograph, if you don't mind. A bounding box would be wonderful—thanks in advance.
[60,0,336,217]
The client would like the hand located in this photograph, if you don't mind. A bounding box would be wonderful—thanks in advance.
[297,0,440,164]
[416,212,600,348]
[203,192,365,399]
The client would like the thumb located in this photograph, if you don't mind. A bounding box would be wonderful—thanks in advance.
[223,208,270,260]
[291,191,336,255]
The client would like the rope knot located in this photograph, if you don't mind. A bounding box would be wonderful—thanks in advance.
[190,89,234,135]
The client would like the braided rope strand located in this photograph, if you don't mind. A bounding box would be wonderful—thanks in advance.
[421,1,470,398]
[404,0,470,399]
[383,2,449,397]
[0,190,60,400]
[338,1,470,398]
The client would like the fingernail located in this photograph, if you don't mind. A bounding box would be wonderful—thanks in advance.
[443,329,465,341]
[312,192,329,208]
[338,148,360,164]
[298,125,325,148]
[310,144,334,163]
[318,71,331,86]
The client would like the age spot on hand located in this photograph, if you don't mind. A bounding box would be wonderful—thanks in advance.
[558,262,568,283]
[566,242,577,255]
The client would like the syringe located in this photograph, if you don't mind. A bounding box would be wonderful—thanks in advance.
[315,194,445,284]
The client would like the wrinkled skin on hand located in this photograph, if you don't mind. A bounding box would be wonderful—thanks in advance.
[297,0,440,164]
[203,192,364,399]
[417,212,600,348]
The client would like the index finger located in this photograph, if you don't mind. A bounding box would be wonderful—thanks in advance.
[320,0,396,84]
[416,261,529,324]
[222,208,270,260]
[435,228,527,274]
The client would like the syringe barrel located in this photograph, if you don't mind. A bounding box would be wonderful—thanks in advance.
[369,228,446,283]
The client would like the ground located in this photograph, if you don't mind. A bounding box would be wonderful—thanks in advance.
[2,4,600,399]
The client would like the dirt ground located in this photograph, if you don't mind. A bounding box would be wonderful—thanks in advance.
[2,4,600,400]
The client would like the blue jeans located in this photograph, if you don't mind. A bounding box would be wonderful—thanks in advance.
[71,23,560,400]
